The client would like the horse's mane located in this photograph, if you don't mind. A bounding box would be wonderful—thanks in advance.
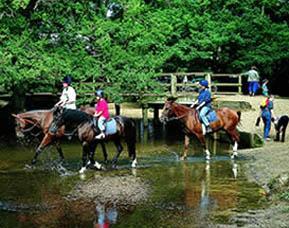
[172,102,193,114]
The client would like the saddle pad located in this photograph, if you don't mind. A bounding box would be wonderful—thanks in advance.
[207,110,218,123]
[105,118,117,135]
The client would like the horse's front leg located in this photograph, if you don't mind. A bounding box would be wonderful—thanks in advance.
[112,139,123,169]
[195,133,210,160]
[32,133,55,165]
[180,135,190,160]
[55,139,64,163]
[100,141,108,164]
[88,141,103,170]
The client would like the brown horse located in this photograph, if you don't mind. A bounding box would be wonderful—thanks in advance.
[160,98,241,160]
[12,108,108,163]
[31,106,137,173]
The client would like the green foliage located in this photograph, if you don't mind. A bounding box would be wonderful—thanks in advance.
[1,0,289,106]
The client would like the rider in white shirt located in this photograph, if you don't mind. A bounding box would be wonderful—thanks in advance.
[55,75,76,109]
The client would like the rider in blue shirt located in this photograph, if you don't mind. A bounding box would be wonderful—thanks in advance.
[191,79,212,135]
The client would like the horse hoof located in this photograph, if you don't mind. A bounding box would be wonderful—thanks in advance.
[205,155,210,160]
[231,154,237,160]
[79,167,87,174]
[131,159,137,168]
[180,156,186,161]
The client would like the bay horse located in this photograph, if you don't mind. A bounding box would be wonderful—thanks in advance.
[12,108,109,163]
[33,106,137,173]
[160,98,241,160]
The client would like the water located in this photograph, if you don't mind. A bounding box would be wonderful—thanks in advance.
[0,120,266,227]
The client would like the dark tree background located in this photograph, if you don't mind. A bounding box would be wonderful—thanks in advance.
[1,0,289,106]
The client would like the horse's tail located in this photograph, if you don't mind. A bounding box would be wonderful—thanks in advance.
[116,116,136,159]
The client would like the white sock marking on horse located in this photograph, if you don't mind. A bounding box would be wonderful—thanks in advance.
[205,149,210,160]
[131,159,138,168]
[79,166,86,174]
[94,161,102,170]
[233,142,238,152]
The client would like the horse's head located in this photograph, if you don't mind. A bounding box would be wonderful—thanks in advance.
[160,97,177,123]
[12,114,26,138]
[106,2,124,19]
[11,114,40,139]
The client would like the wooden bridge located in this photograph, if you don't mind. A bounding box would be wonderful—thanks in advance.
[1,72,243,126]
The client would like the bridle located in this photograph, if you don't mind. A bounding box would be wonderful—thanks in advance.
[16,117,42,136]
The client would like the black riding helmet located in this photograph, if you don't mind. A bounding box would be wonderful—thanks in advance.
[95,89,104,98]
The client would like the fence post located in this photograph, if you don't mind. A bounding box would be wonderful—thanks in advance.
[170,73,177,97]
[238,75,242,94]
[205,73,212,92]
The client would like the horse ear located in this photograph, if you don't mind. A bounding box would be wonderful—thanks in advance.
[167,96,177,102]
[11,114,18,118]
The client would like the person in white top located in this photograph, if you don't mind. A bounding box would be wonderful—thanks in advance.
[55,75,76,109]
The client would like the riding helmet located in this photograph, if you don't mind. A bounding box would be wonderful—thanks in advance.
[95,89,104,98]
[63,75,72,85]
[199,79,209,88]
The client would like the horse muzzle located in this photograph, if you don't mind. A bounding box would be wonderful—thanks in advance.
[160,116,168,124]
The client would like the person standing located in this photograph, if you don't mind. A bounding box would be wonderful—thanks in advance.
[256,95,276,141]
[241,66,260,96]
[94,89,110,139]
[190,79,212,135]
[55,75,76,109]
[261,79,269,97]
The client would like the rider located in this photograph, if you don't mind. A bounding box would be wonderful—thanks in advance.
[55,75,76,109]
[94,89,110,139]
[191,79,212,135]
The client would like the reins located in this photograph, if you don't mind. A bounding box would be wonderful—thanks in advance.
[165,114,187,122]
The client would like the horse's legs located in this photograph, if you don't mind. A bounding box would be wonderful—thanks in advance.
[195,133,210,160]
[88,142,103,170]
[79,142,102,174]
[100,141,108,163]
[112,139,123,168]
[180,135,190,160]
[227,129,240,159]
[55,139,64,162]
[32,133,55,165]
[126,141,137,168]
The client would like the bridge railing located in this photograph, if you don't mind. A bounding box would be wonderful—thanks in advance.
[157,72,242,97]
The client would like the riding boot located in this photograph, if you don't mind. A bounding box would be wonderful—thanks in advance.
[95,131,105,139]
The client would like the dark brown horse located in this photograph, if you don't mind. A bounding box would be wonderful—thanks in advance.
[32,107,137,173]
[12,108,109,164]
[160,98,241,160]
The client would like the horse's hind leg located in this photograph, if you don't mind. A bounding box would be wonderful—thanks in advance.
[112,139,123,169]
[32,133,55,165]
[127,141,137,168]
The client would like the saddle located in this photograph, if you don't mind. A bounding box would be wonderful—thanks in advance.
[198,108,218,124]
[93,118,118,136]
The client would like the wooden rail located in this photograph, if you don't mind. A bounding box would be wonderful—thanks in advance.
[157,72,242,96]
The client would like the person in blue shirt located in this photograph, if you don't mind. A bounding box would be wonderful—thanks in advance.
[256,95,276,141]
[191,79,212,135]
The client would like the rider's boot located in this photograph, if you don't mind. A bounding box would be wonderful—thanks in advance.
[95,131,105,139]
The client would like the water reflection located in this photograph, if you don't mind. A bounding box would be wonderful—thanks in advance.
[94,204,118,228]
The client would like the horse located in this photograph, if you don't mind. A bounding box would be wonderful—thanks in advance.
[160,98,241,160]
[32,106,137,173]
[12,108,109,163]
